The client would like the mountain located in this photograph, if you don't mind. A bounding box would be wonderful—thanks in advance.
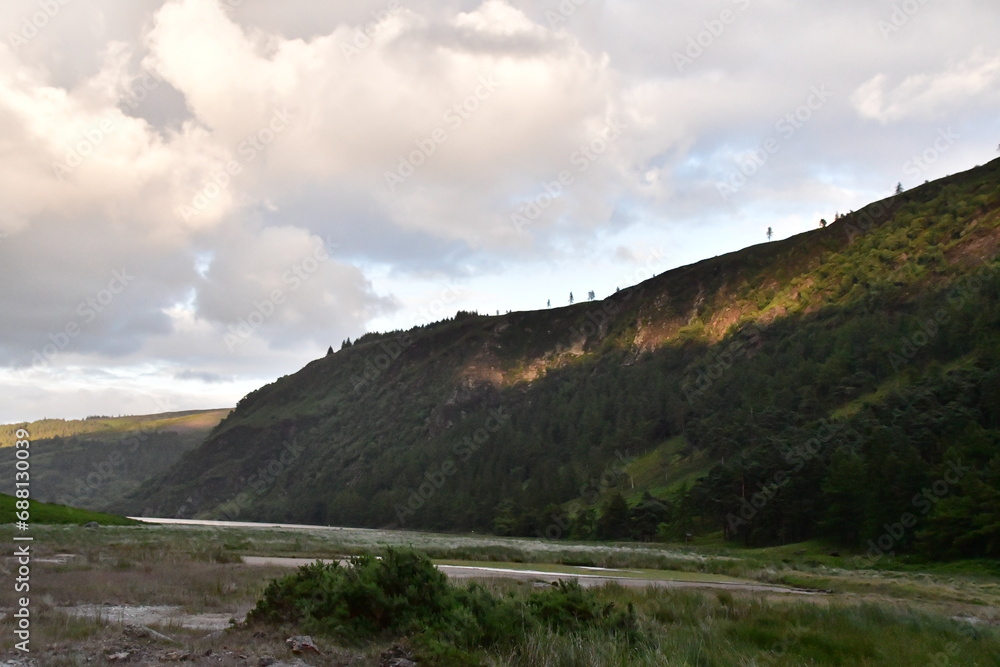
[0,409,230,511]
[124,159,1000,558]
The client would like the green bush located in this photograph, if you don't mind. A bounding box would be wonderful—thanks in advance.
[247,547,641,660]
[247,547,455,641]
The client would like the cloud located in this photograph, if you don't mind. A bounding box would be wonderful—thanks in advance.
[174,369,231,384]
[852,50,1000,123]
[1,0,999,422]
[195,225,394,352]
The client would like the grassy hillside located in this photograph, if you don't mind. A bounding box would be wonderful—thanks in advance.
[0,493,140,526]
[0,409,230,511]
[124,159,1000,559]
[0,408,231,443]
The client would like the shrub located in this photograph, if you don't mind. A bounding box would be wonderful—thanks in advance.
[247,547,455,642]
[247,547,642,659]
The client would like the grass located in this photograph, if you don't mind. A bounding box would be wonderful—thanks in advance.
[1,494,141,525]
[0,522,997,665]
[0,408,231,443]
[619,435,714,500]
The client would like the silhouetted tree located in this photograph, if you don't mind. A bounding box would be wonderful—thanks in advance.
[587,290,596,301]
[895,182,904,195]
[569,292,574,304]
[596,492,630,540]
[766,227,773,241]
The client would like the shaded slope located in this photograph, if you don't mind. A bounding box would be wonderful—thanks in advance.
[125,160,1000,555]
[0,409,231,511]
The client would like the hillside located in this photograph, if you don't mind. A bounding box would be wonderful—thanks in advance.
[0,409,230,511]
[0,493,140,526]
[124,160,1000,558]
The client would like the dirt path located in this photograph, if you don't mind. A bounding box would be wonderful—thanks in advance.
[241,556,824,595]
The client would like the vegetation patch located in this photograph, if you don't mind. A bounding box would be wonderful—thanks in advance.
[0,493,140,526]
[246,547,639,663]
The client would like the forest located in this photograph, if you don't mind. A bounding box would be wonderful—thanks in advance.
[124,159,1000,561]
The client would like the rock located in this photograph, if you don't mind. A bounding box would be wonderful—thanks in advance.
[123,623,181,645]
[285,635,322,655]
[84,521,100,528]
[158,649,191,661]
[123,624,152,639]
[379,644,417,667]
[106,652,131,662]
[258,657,277,666]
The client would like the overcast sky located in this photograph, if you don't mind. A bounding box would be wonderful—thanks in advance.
[1,0,998,423]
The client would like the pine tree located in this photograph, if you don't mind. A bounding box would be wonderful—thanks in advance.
[596,492,630,540]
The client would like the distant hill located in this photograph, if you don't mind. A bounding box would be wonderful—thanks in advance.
[124,159,1000,559]
[0,493,140,526]
[0,409,230,511]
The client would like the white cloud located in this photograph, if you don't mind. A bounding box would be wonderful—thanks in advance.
[1,0,999,422]
[852,50,1000,123]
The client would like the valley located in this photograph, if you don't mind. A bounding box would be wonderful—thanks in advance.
[1,520,997,665]
[3,161,999,665]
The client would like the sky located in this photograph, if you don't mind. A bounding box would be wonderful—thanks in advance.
[1,0,998,423]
